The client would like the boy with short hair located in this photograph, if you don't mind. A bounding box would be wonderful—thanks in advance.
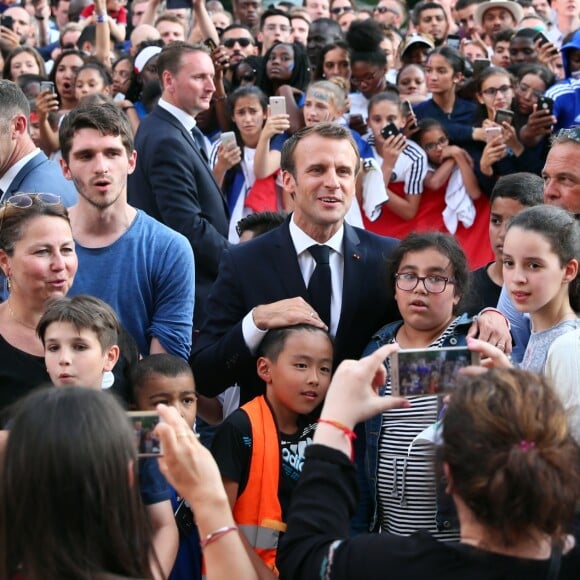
[37,294,120,389]
[37,296,179,579]
[210,324,333,575]
[132,354,202,580]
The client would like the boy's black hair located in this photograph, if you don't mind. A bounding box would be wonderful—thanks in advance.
[236,211,287,237]
[490,173,544,207]
[258,324,333,362]
[131,354,194,392]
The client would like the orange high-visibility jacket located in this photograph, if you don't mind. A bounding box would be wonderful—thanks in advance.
[233,396,287,573]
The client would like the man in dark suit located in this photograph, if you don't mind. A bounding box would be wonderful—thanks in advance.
[0,80,77,206]
[191,123,399,405]
[191,123,512,405]
[128,42,229,326]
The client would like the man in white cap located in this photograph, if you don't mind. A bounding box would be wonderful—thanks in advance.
[474,0,523,42]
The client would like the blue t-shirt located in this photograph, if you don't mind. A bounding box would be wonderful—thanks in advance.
[70,210,195,359]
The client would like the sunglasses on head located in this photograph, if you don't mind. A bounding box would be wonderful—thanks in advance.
[0,193,61,233]
[223,37,253,49]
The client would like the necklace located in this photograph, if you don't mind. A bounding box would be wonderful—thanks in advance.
[6,301,37,331]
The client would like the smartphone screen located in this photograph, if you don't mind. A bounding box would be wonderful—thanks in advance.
[494,108,514,125]
[473,58,491,76]
[389,347,479,397]
[127,411,163,457]
[447,34,461,50]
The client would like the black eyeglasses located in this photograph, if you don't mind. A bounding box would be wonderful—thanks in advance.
[395,272,456,293]
[374,5,399,15]
[330,5,354,15]
[480,84,512,97]
[423,136,449,152]
[350,69,382,87]
[0,193,61,233]
[223,37,253,49]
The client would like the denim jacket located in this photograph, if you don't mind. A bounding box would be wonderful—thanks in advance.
[358,314,473,534]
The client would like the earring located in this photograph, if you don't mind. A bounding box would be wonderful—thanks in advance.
[5,275,10,294]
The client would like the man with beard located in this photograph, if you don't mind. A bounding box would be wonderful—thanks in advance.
[412,1,449,46]
[60,102,195,360]
[221,24,258,67]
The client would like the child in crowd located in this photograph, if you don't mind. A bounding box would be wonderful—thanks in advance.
[132,354,202,580]
[466,173,544,314]
[37,294,120,389]
[413,118,491,269]
[502,205,580,375]
[36,295,179,578]
[362,91,428,239]
[211,324,333,575]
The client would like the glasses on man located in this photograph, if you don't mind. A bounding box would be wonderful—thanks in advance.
[350,69,382,88]
[394,272,456,294]
[423,136,449,152]
[223,37,253,49]
[374,5,399,15]
[481,84,512,97]
[330,5,354,15]
[0,193,61,234]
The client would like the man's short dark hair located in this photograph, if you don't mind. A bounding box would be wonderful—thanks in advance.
[236,211,286,237]
[260,7,291,31]
[490,173,544,207]
[78,24,96,48]
[281,122,361,178]
[220,23,255,40]
[156,41,207,87]
[0,80,30,125]
[59,102,134,162]
[454,0,482,11]
[412,1,447,25]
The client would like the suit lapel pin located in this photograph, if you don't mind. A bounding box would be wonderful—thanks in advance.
[353,253,360,260]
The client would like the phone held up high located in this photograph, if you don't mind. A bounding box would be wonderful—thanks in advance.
[389,346,480,398]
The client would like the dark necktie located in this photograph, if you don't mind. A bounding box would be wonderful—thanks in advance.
[308,244,331,327]
[190,125,208,162]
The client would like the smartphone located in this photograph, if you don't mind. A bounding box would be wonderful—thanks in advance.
[401,99,414,117]
[533,31,550,46]
[389,346,480,397]
[203,37,217,52]
[537,95,554,114]
[220,130,236,147]
[127,411,163,457]
[166,0,192,9]
[0,15,14,30]
[485,126,503,142]
[380,122,399,139]
[446,34,461,50]
[494,108,514,125]
[174,498,196,536]
[473,58,491,76]
[269,96,286,116]
[40,81,55,93]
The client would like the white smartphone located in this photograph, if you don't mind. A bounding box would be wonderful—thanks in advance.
[389,346,479,398]
[269,96,286,116]
[485,126,503,143]
[127,411,163,457]
[220,131,236,147]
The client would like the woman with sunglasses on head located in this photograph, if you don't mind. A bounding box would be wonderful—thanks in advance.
[0,194,77,416]
[350,232,475,539]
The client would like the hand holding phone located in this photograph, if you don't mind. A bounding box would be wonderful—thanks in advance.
[380,122,399,139]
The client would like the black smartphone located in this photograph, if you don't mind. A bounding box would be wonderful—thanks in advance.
[174,498,196,536]
[537,95,554,114]
[473,58,491,76]
[380,122,399,139]
[1,15,14,30]
[389,346,480,398]
[494,108,514,125]
[167,0,193,8]
[40,81,55,93]
[446,34,461,50]
[401,99,414,117]
[533,31,550,46]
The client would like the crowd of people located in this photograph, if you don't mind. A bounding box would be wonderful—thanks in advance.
[0,0,580,577]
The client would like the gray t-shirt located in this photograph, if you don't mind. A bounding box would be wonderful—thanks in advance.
[521,319,580,374]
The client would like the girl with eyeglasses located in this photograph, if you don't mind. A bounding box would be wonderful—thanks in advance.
[412,119,491,269]
[0,194,78,416]
[472,66,533,196]
[351,232,477,539]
